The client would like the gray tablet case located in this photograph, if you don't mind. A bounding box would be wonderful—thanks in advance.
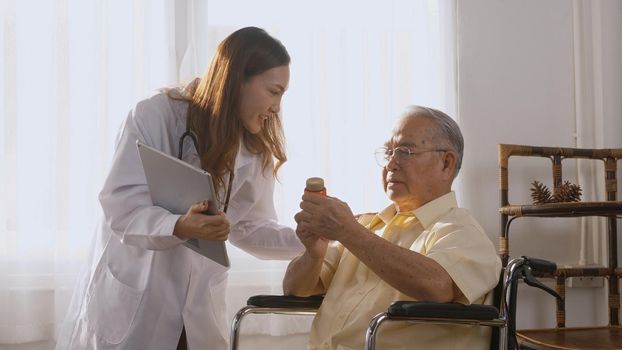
[136,140,230,267]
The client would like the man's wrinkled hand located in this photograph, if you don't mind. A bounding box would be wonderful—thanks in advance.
[296,193,359,241]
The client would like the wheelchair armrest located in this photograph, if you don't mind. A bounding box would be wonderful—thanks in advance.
[388,301,499,320]
[247,294,324,309]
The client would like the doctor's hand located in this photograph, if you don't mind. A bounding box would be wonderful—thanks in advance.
[173,200,230,241]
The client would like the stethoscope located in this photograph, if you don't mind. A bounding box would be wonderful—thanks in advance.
[178,125,234,213]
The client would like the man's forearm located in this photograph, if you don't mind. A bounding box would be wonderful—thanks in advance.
[282,251,325,296]
[338,225,456,302]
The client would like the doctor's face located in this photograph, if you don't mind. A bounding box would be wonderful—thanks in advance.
[239,65,290,134]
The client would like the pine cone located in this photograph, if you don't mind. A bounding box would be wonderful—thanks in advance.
[530,180,552,204]
[552,180,582,202]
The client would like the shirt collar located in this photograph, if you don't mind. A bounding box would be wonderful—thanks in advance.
[234,141,256,171]
[373,191,458,230]
[412,191,458,229]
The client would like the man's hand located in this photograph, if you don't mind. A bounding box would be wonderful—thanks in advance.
[173,200,230,241]
[295,193,360,242]
[294,211,329,258]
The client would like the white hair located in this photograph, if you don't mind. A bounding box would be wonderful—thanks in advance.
[403,106,464,177]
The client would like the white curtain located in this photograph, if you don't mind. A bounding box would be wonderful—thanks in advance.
[0,0,176,345]
[571,0,617,268]
[0,0,457,346]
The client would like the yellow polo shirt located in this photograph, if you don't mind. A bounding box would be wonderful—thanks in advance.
[308,192,501,350]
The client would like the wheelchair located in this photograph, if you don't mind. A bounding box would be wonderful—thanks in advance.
[230,256,561,350]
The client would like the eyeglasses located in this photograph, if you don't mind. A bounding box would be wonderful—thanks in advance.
[374,146,446,167]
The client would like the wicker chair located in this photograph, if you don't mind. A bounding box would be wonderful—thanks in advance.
[498,144,622,349]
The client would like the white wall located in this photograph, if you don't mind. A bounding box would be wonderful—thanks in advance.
[458,0,622,328]
[601,2,622,146]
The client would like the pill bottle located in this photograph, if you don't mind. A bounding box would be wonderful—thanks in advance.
[305,177,326,196]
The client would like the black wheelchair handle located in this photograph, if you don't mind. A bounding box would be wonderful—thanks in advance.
[522,266,563,302]
[522,256,556,274]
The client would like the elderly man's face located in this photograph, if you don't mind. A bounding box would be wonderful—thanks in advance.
[382,116,452,212]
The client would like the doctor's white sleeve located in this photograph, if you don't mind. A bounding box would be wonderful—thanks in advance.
[98,95,185,250]
[227,165,304,260]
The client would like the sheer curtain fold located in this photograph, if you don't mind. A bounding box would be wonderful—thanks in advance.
[176,0,200,82]
[1,0,176,345]
[0,0,457,346]
[572,0,608,267]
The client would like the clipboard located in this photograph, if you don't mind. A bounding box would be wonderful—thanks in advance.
[136,140,230,267]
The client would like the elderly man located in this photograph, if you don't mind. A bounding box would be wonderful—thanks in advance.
[283,106,501,350]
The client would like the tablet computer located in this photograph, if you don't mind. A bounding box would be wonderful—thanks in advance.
[136,140,230,267]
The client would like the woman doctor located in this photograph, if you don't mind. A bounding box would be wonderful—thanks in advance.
[56,27,303,350]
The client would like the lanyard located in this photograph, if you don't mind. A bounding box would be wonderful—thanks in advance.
[178,128,234,213]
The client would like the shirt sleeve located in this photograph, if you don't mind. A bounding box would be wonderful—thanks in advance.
[318,241,344,290]
[227,163,304,260]
[318,213,374,290]
[98,94,186,250]
[421,220,501,304]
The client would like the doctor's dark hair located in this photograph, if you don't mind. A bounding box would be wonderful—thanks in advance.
[183,27,290,192]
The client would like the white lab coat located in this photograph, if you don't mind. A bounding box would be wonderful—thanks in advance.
[55,90,304,350]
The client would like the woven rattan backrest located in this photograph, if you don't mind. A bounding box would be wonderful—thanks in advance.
[499,144,622,207]
[498,144,622,327]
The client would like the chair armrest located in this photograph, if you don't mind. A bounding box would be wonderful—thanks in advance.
[388,301,499,320]
[247,295,324,309]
